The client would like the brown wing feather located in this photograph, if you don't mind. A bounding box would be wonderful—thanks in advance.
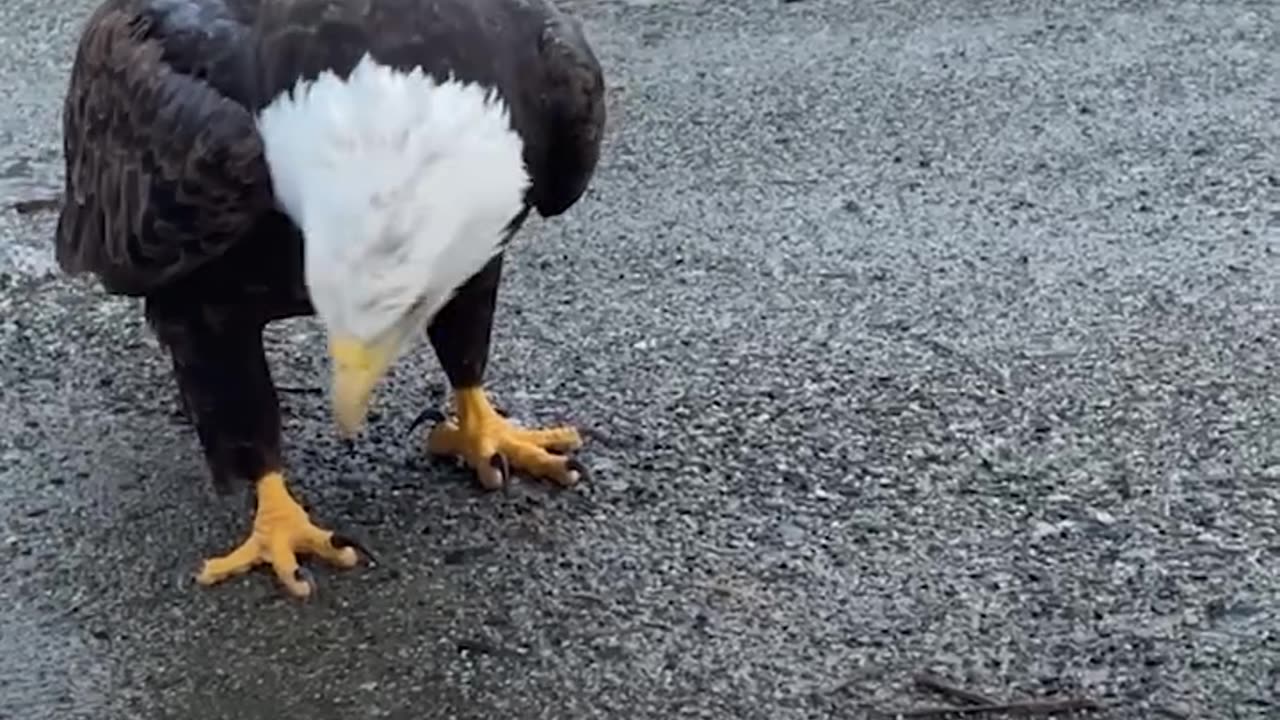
[528,5,607,218]
[56,0,273,296]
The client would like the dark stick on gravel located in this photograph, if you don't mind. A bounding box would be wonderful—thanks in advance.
[883,697,1101,718]
[276,385,324,395]
[912,673,999,706]
[9,195,61,214]
[1152,705,1191,720]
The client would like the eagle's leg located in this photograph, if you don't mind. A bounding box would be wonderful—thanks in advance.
[423,255,586,489]
[147,300,358,597]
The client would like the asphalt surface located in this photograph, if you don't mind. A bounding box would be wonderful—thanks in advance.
[2,0,1279,718]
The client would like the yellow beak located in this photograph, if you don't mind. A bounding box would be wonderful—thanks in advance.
[329,334,399,438]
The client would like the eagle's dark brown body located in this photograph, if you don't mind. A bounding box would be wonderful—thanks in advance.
[56,0,605,491]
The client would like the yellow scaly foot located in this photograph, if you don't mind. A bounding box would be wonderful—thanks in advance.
[424,387,587,489]
[196,472,359,597]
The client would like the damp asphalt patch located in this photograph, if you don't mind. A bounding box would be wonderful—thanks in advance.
[1,1,1278,718]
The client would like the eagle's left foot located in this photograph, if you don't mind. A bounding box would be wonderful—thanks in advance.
[424,386,586,489]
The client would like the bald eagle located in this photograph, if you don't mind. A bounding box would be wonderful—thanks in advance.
[56,0,606,597]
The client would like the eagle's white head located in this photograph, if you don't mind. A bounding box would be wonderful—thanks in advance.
[256,54,529,436]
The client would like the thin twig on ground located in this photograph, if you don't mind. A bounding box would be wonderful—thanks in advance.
[912,673,998,706]
[883,697,1100,718]
[276,385,324,395]
[10,194,62,214]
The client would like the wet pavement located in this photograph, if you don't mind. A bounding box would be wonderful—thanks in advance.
[1,1,1278,718]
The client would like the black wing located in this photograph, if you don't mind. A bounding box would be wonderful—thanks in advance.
[525,4,607,218]
[56,0,273,296]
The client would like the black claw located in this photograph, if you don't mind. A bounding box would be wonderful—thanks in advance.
[406,406,447,437]
[489,453,511,488]
[331,531,381,567]
[294,567,316,594]
[566,458,592,484]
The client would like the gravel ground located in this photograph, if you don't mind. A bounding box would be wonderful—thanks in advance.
[1,1,1278,719]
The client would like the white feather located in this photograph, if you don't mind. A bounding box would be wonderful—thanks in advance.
[255,53,529,343]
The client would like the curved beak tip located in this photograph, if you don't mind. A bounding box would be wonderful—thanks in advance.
[328,336,395,439]
[334,410,366,439]
[332,380,373,438]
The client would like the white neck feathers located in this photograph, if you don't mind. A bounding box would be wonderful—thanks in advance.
[254,53,529,340]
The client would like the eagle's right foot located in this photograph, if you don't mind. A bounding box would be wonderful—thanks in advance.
[196,472,360,597]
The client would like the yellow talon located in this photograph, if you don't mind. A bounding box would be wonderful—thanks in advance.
[196,472,359,597]
[425,387,586,489]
